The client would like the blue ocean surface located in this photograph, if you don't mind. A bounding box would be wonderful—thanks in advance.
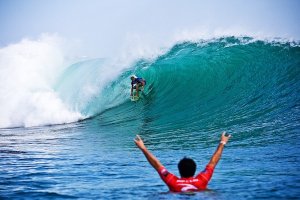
[1,37,300,199]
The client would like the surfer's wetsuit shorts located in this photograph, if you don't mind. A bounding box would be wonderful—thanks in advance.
[157,165,214,192]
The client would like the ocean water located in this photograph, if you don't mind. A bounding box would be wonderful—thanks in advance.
[0,37,300,199]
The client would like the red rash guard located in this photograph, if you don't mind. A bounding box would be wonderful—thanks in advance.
[157,165,214,192]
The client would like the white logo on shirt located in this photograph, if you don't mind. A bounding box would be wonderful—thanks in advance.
[178,184,198,192]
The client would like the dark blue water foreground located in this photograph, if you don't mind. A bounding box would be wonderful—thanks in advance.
[1,37,300,199]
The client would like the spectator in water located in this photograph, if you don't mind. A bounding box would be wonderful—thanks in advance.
[134,132,231,192]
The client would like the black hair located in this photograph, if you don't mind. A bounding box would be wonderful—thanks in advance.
[178,157,196,178]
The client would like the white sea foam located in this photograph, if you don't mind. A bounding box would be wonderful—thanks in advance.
[171,28,300,46]
[0,34,83,128]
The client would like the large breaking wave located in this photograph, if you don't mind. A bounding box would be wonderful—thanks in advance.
[0,36,299,129]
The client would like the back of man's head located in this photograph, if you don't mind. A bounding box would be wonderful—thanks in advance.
[178,157,196,178]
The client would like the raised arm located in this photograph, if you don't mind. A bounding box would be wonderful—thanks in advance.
[207,132,231,168]
[134,135,163,171]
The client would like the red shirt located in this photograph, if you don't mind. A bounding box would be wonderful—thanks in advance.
[157,165,214,192]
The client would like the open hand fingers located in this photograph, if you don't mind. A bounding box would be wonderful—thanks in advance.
[134,135,142,143]
[222,131,231,137]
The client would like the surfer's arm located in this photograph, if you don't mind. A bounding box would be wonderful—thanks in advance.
[134,135,163,171]
[207,132,231,168]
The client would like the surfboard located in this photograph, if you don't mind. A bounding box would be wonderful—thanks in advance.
[130,86,144,102]
[131,95,139,101]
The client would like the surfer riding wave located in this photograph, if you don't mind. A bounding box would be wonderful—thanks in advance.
[130,75,146,98]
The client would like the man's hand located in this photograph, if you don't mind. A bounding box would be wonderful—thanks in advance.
[220,131,231,145]
[134,135,146,150]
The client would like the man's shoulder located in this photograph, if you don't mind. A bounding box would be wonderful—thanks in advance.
[195,165,215,183]
[158,167,177,179]
[159,167,170,176]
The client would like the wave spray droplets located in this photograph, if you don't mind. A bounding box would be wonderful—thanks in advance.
[0,35,82,128]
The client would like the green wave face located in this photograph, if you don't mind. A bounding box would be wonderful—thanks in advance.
[57,37,300,140]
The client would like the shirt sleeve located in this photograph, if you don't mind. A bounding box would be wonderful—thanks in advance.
[157,166,177,186]
[195,165,214,184]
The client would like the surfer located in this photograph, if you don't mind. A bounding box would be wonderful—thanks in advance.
[130,75,146,97]
[134,132,231,192]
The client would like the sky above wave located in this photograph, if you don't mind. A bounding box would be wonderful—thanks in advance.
[0,0,299,57]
